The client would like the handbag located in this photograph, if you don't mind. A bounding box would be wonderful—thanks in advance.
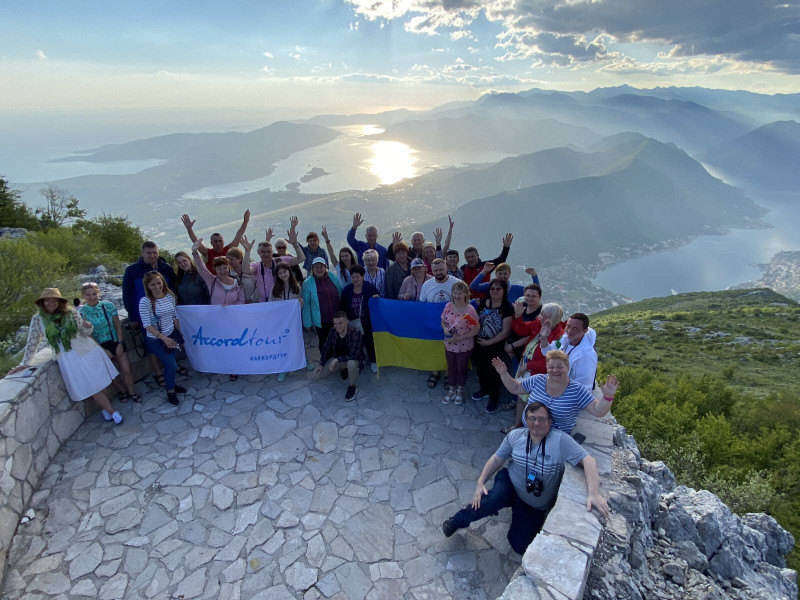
[149,297,184,353]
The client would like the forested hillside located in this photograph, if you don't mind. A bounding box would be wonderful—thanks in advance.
[594,289,800,568]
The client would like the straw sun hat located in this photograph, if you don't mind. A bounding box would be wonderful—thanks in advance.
[34,288,67,306]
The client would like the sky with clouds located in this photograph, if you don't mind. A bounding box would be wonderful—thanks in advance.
[1,0,798,114]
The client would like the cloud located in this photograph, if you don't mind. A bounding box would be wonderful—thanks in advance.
[260,65,273,74]
[35,50,48,60]
[263,51,274,58]
[344,0,800,74]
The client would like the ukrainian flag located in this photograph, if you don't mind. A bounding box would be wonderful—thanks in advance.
[369,298,448,371]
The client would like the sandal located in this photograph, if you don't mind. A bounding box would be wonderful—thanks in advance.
[454,389,463,405]
[230,375,238,382]
[155,374,166,387]
[502,400,517,411]
[427,372,440,389]
[177,366,189,377]
[129,393,142,403]
[118,391,130,403]
[500,425,517,435]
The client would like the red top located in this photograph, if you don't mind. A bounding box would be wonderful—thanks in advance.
[205,245,231,272]
[524,321,566,376]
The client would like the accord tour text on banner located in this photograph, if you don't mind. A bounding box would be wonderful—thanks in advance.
[176,301,306,375]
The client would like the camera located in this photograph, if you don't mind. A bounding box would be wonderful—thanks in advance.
[526,474,543,497]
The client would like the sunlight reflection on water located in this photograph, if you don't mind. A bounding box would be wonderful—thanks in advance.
[368,140,418,185]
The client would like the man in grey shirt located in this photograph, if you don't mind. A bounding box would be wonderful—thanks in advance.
[442,402,608,554]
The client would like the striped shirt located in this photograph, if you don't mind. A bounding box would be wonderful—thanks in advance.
[138,295,177,338]
[520,374,594,433]
[497,427,587,509]
[364,267,386,297]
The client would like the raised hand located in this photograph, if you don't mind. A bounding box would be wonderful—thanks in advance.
[525,266,537,277]
[482,262,495,274]
[289,215,299,233]
[321,225,330,242]
[265,227,274,242]
[539,320,552,340]
[192,238,204,252]
[181,214,195,230]
[448,215,454,230]
[514,302,525,319]
[243,209,251,223]
[287,228,299,246]
[241,235,255,253]
[600,375,619,399]
[433,227,443,245]
[491,357,508,375]
[352,213,364,230]
[503,233,513,247]
[392,231,403,245]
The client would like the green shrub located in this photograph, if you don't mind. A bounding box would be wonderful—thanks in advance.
[0,237,68,336]
[73,214,145,263]
[30,227,111,272]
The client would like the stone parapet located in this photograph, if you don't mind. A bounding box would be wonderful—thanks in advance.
[0,331,148,585]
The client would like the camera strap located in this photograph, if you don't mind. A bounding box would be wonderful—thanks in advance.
[525,433,546,480]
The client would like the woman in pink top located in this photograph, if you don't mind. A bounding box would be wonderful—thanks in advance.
[192,239,246,306]
[398,258,432,301]
[441,281,479,405]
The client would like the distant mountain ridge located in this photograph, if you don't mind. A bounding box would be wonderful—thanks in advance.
[364,114,600,154]
[699,120,800,190]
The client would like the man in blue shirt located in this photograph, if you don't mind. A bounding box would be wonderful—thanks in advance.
[347,212,389,269]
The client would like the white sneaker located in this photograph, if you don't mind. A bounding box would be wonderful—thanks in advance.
[112,411,123,425]
[101,409,113,421]
[370,363,378,374]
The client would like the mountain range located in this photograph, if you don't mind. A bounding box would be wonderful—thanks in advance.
[16,84,797,282]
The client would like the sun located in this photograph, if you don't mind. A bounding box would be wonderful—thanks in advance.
[368,141,418,185]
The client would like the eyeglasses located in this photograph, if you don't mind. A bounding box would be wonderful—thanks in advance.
[528,417,549,424]
[276,246,287,250]
[81,282,98,289]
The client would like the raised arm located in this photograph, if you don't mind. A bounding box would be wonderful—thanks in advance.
[181,214,206,255]
[347,213,365,253]
[286,229,305,266]
[584,375,618,419]
[241,235,255,275]
[191,239,215,285]
[442,216,454,254]
[386,231,402,261]
[470,264,493,293]
[230,209,251,248]
[488,233,512,265]
[525,266,540,287]
[322,226,337,268]
[492,357,527,395]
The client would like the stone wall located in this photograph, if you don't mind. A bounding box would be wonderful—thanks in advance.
[498,411,615,599]
[0,339,149,585]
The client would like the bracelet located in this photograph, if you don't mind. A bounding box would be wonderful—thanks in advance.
[603,396,614,402]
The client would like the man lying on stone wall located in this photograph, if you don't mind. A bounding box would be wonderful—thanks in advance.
[442,402,609,554]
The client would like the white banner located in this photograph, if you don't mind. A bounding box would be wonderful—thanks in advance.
[176,301,306,375]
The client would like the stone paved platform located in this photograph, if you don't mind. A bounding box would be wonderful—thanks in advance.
[3,365,521,599]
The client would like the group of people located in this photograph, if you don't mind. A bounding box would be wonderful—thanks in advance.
[8,209,618,556]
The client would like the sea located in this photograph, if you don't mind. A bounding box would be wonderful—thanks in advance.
[2,109,798,301]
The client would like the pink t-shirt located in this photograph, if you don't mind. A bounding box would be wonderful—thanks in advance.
[442,302,479,353]
[250,257,290,302]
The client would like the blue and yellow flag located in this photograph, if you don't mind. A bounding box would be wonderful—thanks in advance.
[369,298,448,371]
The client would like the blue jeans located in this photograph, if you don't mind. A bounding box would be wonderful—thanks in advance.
[450,468,547,554]
[145,334,178,391]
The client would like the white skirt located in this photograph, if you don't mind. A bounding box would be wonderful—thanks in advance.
[55,336,119,402]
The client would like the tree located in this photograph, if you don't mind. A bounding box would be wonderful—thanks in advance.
[73,213,145,262]
[0,175,38,230]
[36,184,86,229]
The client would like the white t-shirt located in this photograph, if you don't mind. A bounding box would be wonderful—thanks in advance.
[419,276,461,303]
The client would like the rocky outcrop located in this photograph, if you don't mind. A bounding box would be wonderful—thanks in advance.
[0,228,28,239]
[587,426,797,600]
